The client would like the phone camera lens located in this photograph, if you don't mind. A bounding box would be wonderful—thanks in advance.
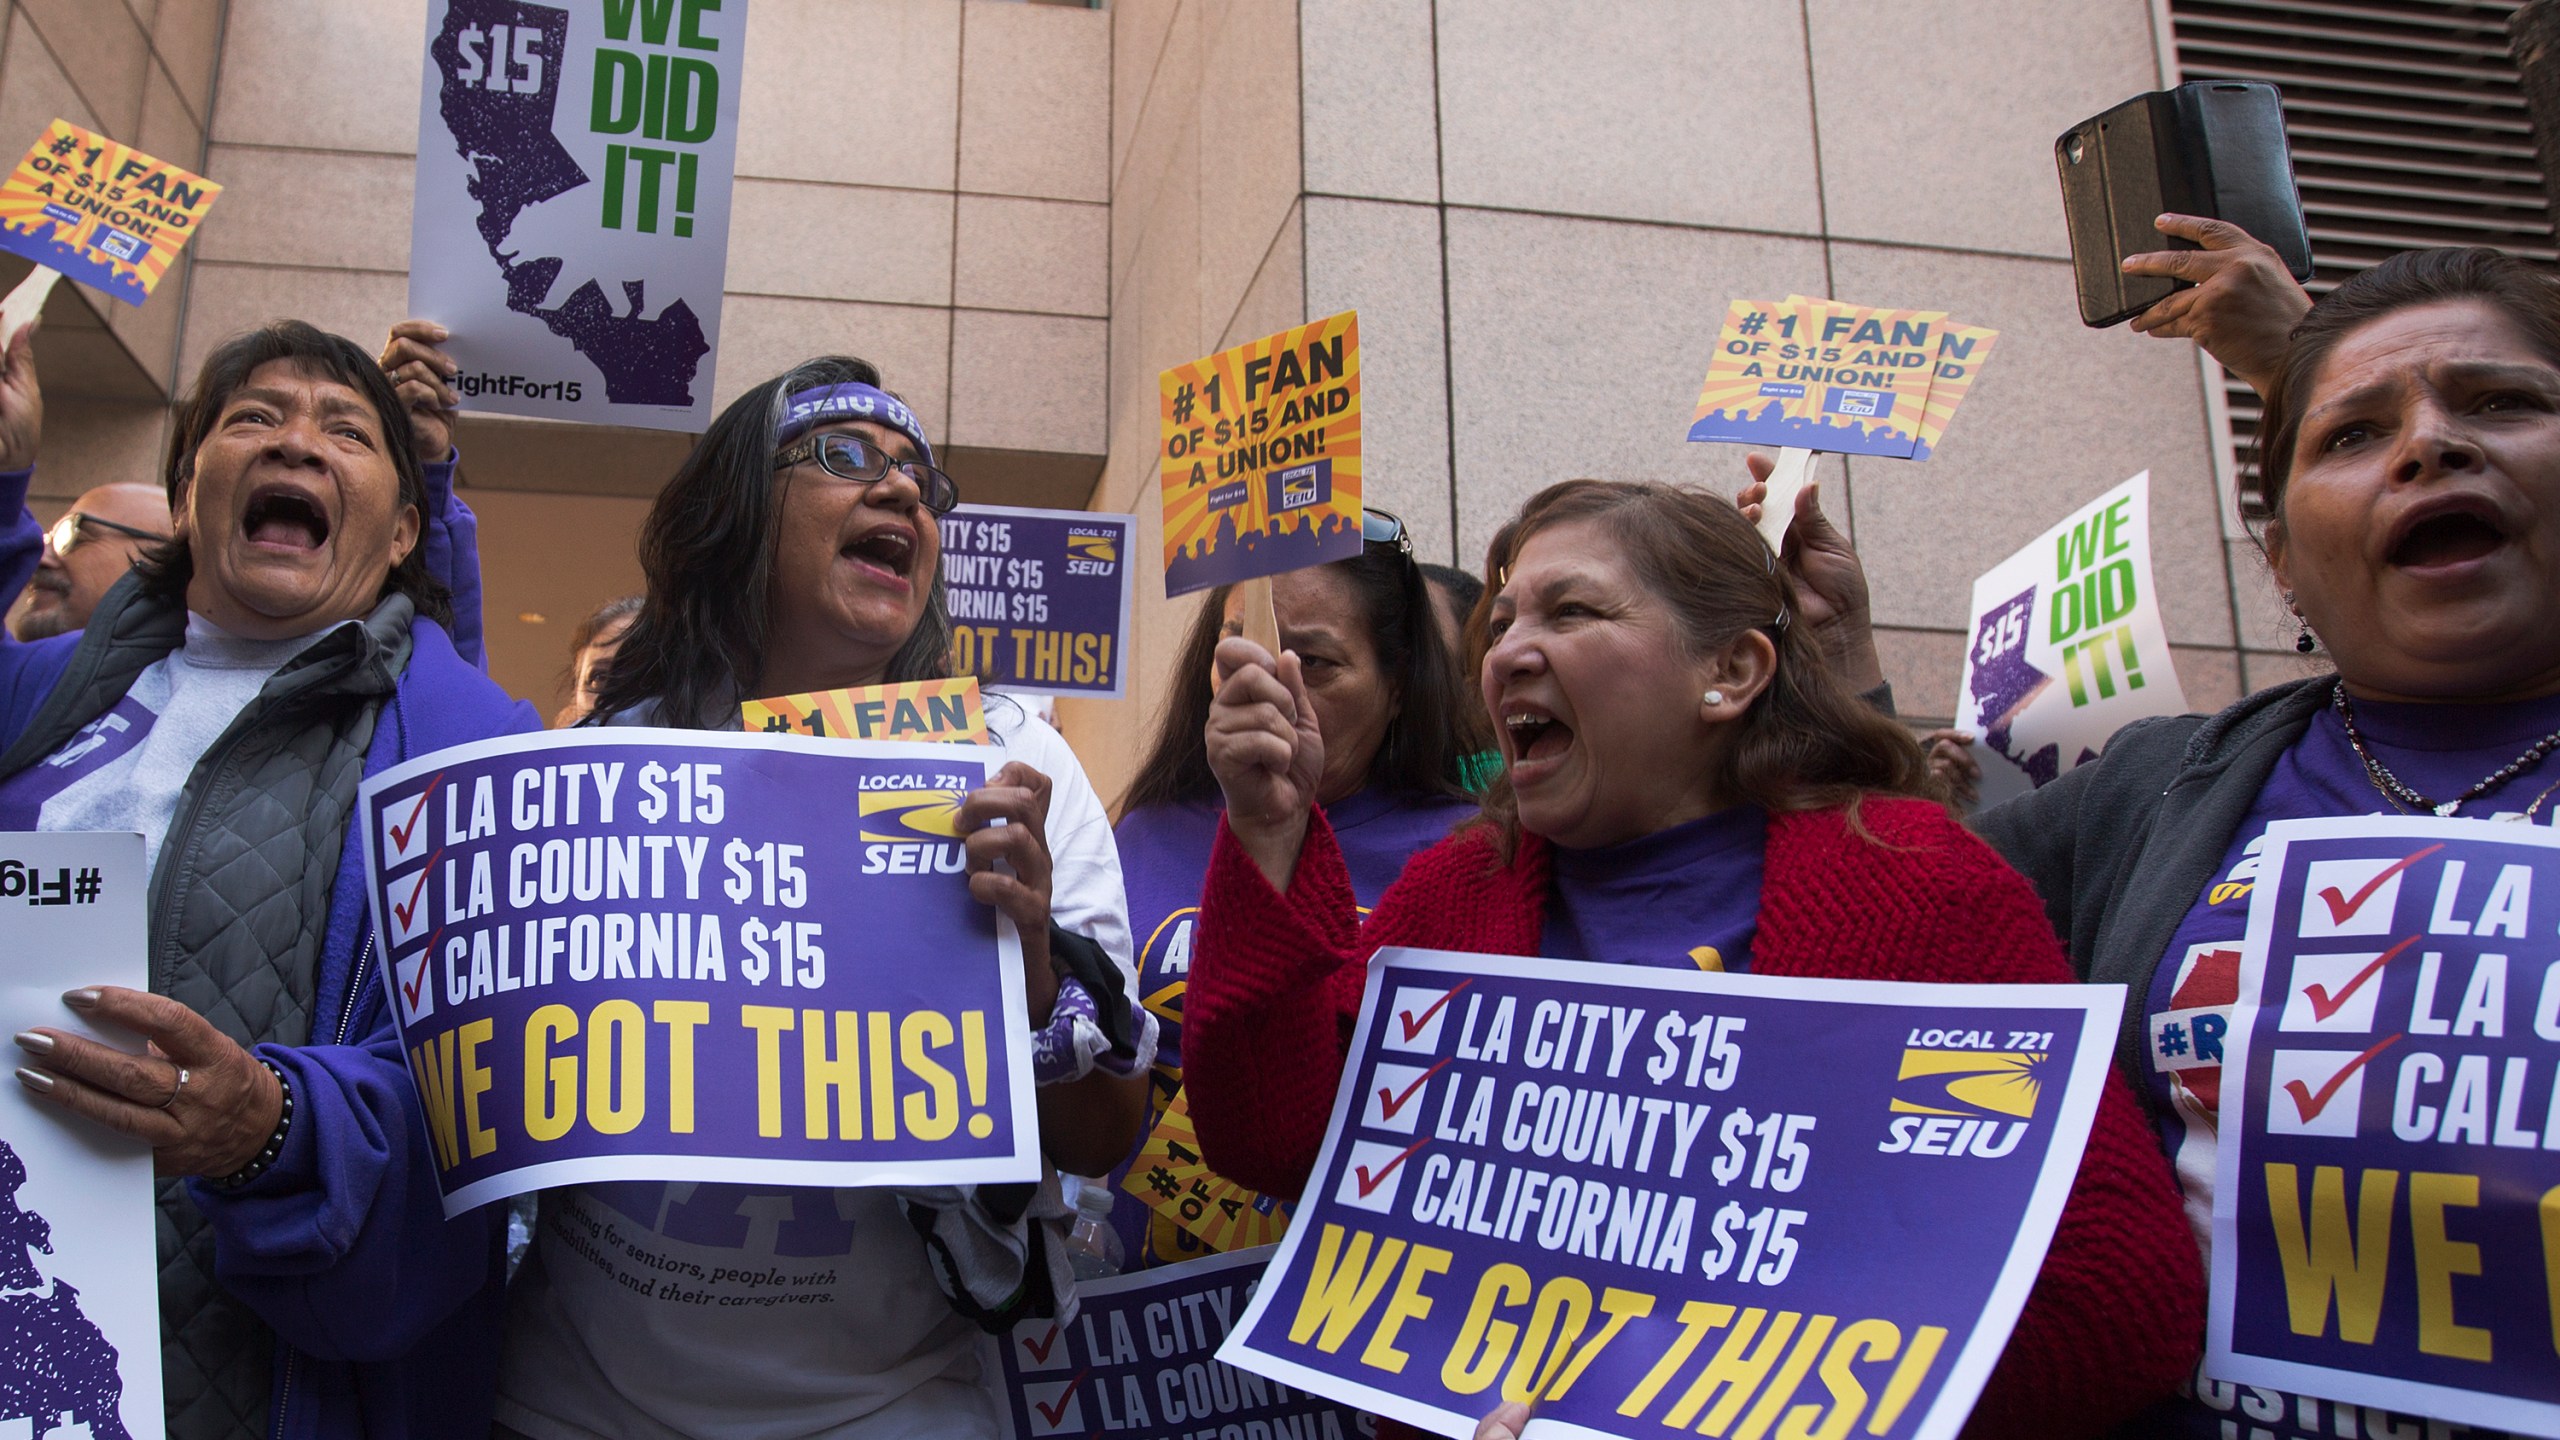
[2065,134,2086,164]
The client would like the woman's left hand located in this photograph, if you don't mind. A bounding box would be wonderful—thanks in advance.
[1475,1401,1531,1440]
[959,761,1061,1024]
[1735,455,1885,692]
[16,986,284,1179]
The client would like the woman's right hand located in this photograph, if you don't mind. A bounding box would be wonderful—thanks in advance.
[1206,634,1323,891]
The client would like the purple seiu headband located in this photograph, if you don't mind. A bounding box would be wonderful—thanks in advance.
[776,383,933,468]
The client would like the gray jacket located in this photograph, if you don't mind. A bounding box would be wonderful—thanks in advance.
[1974,676,2332,1118]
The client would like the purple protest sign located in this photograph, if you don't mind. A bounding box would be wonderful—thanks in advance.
[985,1245,1371,1440]
[940,505,1136,698]
[355,730,1038,1215]
[1217,949,2119,1440]
[2211,817,2560,1434]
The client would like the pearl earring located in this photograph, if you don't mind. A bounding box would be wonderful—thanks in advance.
[1703,689,1727,707]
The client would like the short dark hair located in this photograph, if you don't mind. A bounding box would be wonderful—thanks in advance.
[1419,562,1483,619]
[1119,542,1485,815]
[135,320,449,627]
[2254,247,2560,533]
[1472,480,1936,854]
[590,356,954,729]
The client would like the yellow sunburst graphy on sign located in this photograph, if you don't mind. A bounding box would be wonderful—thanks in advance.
[1891,1048,2048,1119]
[0,119,222,305]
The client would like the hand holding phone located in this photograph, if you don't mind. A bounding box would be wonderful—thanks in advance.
[2057,82,2314,328]
[2122,213,2313,396]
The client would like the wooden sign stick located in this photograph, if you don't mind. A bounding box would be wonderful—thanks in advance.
[1754,445,1818,556]
[1237,573,1282,658]
[0,266,60,350]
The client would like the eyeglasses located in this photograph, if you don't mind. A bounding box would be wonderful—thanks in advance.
[774,432,960,515]
[1362,508,1412,557]
[47,510,171,558]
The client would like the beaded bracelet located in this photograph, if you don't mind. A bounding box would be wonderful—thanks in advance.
[210,1058,294,1190]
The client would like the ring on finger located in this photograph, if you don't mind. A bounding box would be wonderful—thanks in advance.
[159,1065,189,1110]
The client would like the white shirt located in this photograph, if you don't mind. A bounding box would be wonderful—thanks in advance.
[35,615,335,867]
[493,700,1133,1440]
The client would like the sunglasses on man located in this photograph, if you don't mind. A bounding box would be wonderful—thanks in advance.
[47,510,172,558]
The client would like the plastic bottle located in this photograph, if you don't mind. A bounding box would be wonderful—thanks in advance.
[1064,1177,1125,1280]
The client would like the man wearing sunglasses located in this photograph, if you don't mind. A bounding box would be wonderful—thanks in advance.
[6,485,173,642]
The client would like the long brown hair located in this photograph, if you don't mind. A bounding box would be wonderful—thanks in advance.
[1117,540,1483,816]
[1473,479,1936,852]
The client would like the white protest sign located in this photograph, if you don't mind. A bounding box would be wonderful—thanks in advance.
[0,830,162,1439]
[1953,471,2187,809]
[406,0,745,432]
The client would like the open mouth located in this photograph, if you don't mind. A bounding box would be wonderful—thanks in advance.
[2387,503,2507,570]
[242,485,331,552]
[1504,707,1574,765]
[841,524,917,581]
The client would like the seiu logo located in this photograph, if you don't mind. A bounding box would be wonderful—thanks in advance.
[1266,458,1332,514]
[95,229,146,261]
[1065,530,1117,575]
[1879,1047,2043,1159]
[856,789,964,842]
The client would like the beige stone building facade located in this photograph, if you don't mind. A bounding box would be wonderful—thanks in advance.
[3,0,2296,804]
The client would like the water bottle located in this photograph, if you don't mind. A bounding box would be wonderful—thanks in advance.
[1064,1177,1125,1280]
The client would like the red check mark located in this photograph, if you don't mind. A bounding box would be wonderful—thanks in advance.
[1376,1058,1452,1120]
[1353,1137,1431,1198]
[2316,845,2442,926]
[1019,1323,1062,1364]
[1397,978,1473,1043]
[392,850,443,931]
[2300,936,2416,1022]
[399,931,443,1011]
[1033,1369,1088,1427]
[388,772,443,855]
[2282,1034,2402,1123]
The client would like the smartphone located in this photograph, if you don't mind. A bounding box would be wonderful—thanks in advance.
[2056,81,2314,328]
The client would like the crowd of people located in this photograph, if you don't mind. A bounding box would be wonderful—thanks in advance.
[0,216,2545,1440]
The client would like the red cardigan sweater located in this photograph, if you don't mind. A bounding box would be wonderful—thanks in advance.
[1185,797,2201,1440]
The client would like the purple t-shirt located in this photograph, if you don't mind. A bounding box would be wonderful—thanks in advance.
[1540,805,1765,973]
[2146,686,2560,1439]
[1105,785,1478,1268]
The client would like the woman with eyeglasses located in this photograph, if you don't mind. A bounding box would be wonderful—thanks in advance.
[7,487,173,642]
[1181,478,2204,1438]
[491,357,1155,1440]
[1099,513,1488,1270]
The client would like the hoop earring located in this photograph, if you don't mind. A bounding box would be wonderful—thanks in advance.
[1703,689,1727,707]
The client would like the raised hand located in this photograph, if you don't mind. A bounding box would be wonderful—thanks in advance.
[379,320,461,466]
[1206,635,1323,891]
[0,318,42,474]
[1735,456,1884,692]
[2123,213,2312,397]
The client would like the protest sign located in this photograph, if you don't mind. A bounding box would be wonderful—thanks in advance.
[1912,324,2001,462]
[1953,471,2187,810]
[1219,948,2121,1440]
[2210,816,2560,1435]
[1124,1086,1294,1253]
[407,0,744,432]
[1687,298,1945,460]
[357,730,1038,1215]
[742,678,990,745]
[0,119,220,307]
[940,505,1136,698]
[0,831,162,1440]
[1159,312,1363,598]
[986,1247,1370,1440]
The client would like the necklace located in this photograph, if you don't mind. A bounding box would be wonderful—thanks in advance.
[2332,680,2560,819]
